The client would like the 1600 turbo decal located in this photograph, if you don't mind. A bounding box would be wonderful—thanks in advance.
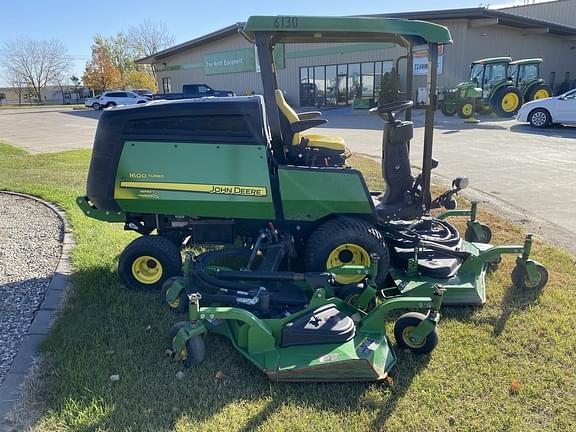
[120,180,267,197]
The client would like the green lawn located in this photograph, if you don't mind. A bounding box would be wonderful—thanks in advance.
[1,143,575,432]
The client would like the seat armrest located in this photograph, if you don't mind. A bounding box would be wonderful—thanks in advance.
[291,119,327,133]
[298,111,322,120]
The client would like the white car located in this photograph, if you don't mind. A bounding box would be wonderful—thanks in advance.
[85,91,149,110]
[516,89,576,128]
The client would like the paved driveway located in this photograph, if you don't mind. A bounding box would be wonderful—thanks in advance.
[0,105,575,250]
[315,109,576,251]
[0,107,99,153]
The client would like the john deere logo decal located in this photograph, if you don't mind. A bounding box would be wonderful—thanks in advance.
[120,181,267,197]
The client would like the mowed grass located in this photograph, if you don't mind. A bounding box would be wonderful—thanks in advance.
[1,143,575,432]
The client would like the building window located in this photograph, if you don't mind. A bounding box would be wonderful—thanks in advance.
[162,77,172,94]
[300,60,393,107]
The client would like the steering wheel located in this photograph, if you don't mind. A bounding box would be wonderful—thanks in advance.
[369,100,413,122]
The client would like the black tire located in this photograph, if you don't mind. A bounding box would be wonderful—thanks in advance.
[528,108,551,128]
[106,102,116,108]
[92,102,101,110]
[464,224,492,243]
[161,277,189,314]
[491,87,523,117]
[526,83,552,101]
[137,100,146,104]
[394,312,438,354]
[118,235,182,291]
[304,217,390,286]
[440,103,456,117]
[511,262,548,290]
[338,284,377,312]
[456,100,474,119]
[168,322,205,367]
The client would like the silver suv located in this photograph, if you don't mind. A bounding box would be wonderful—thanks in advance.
[85,91,149,110]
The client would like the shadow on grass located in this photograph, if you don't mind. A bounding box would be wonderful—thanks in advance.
[491,282,546,337]
[37,264,437,431]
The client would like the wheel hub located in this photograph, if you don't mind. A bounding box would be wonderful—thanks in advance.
[326,243,370,284]
[502,93,519,112]
[132,255,163,284]
[402,326,425,349]
[532,112,546,126]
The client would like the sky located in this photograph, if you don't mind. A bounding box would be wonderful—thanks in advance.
[0,0,532,85]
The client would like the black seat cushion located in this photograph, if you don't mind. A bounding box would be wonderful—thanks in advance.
[281,304,355,347]
[392,247,462,279]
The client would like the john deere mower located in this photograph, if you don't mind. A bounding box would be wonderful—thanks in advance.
[508,58,552,101]
[440,57,523,118]
[78,16,548,308]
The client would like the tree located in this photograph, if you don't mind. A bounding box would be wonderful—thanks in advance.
[82,42,122,93]
[70,75,81,102]
[128,20,175,78]
[125,69,157,92]
[0,39,70,103]
[96,33,136,87]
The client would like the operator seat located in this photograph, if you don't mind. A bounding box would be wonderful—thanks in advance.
[274,90,348,166]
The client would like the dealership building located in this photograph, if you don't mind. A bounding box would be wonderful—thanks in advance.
[138,1,576,107]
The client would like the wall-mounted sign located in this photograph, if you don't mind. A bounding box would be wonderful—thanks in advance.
[413,45,444,76]
[204,48,256,75]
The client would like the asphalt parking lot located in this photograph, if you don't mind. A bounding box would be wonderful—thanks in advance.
[0,105,575,251]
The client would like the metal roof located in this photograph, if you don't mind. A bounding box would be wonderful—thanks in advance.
[137,7,576,64]
[509,58,544,65]
[377,7,576,36]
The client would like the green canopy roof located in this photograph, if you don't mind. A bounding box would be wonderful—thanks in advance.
[243,16,452,46]
[472,57,512,65]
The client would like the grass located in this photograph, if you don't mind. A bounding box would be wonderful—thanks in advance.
[1,143,576,432]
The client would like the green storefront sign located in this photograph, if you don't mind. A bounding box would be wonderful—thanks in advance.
[204,48,256,75]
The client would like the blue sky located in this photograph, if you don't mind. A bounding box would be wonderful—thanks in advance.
[1,0,524,85]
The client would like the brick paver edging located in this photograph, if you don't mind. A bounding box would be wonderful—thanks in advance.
[0,191,74,420]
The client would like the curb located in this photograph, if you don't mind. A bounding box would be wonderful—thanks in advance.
[0,191,74,420]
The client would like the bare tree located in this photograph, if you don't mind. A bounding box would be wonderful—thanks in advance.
[1,39,71,103]
[128,20,175,78]
[5,70,27,105]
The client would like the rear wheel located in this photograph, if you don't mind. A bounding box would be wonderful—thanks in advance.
[106,101,116,108]
[491,87,523,117]
[304,217,389,286]
[394,312,438,355]
[456,100,474,119]
[528,108,551,128]
[118,235,182,290]
[527,84,552,101]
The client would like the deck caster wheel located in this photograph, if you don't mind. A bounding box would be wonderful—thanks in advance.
[511,263,548,290]
[487,256,502,273]
[465,223,492,243]
[394,312,438,355]
[161,277,189,314]
[338,284,376,312]
[168,322,205,368]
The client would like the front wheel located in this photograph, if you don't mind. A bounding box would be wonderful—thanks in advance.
[304,217,390,286]
[528,109,551,128]
[456,100,474,119]
[511,262,548,290]
[118,235,182,291]
[394,312,438,355]
[161,277,189,314]
[92,102,101,110]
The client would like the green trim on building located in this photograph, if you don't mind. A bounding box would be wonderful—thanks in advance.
[204,48,257,75]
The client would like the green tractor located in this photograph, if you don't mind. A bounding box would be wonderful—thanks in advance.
[440,57,523,118]
[77,16,548,381]
[508,58,552,102]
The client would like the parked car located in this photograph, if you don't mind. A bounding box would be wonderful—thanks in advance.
[516,88,576,128]
[131,88,154,98]
[85,91,150,110]
[153,84,235,100]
